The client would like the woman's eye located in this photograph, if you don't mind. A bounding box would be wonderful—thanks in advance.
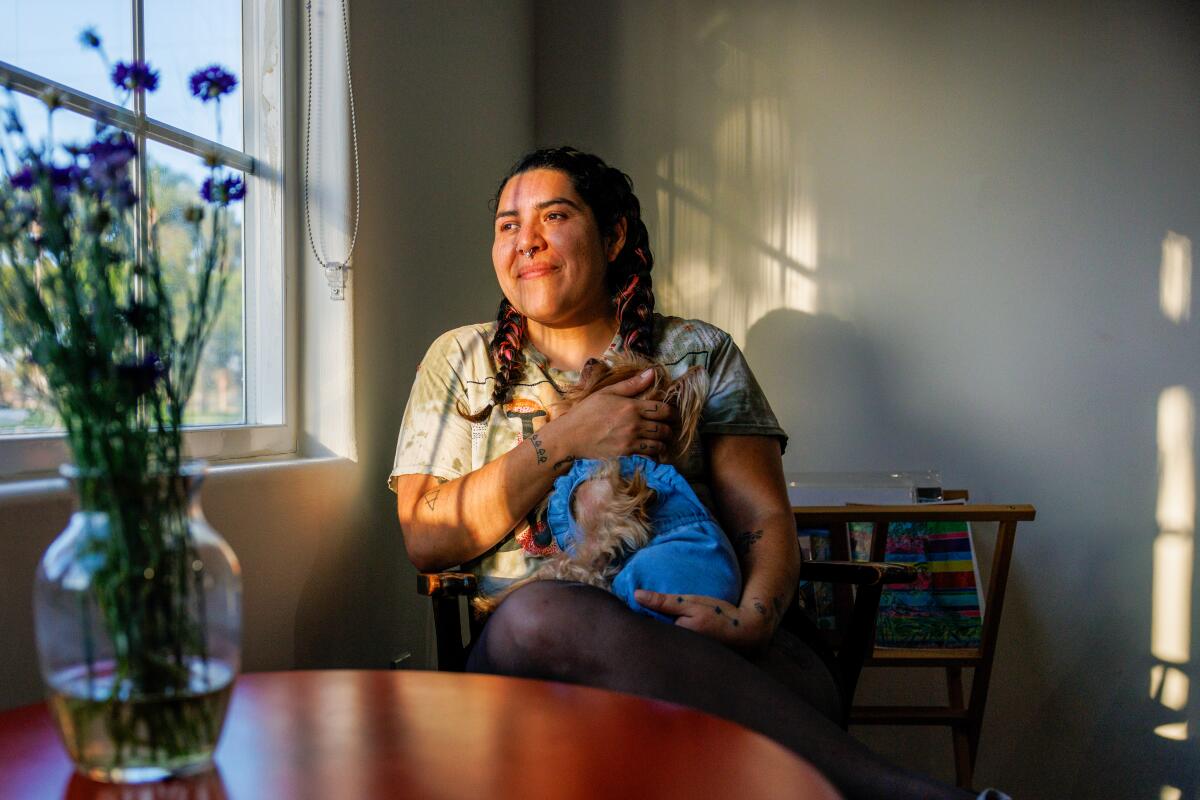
[499,222,518,233]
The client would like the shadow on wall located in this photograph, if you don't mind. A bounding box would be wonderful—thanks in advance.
[745,309,893,471]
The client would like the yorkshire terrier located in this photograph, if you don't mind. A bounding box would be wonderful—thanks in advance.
[478,353,742,620]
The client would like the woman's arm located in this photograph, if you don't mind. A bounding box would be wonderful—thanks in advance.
[634,433,797,651]
[396,369,675,572]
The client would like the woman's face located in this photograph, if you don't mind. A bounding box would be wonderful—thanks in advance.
[491,168,624,328]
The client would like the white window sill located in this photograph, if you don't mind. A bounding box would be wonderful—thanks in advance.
[0,452,352,507]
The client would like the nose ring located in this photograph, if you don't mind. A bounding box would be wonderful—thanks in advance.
[521,247,536,259]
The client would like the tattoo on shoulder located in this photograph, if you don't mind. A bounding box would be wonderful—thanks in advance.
[734,529,764,557]
[423,488,441,511]
[529,432,548,465]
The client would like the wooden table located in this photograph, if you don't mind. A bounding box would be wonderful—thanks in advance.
[0,670,840,799]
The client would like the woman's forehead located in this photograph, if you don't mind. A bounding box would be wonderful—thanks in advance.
[496,168,583,214]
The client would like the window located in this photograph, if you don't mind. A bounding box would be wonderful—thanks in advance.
[0,0,289,477]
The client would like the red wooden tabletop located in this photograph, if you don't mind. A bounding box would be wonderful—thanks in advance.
[0,670,840,799]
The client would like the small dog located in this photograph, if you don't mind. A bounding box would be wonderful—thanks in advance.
[478,353,742,619]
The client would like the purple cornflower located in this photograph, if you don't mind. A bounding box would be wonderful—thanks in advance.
[188,66,238,103]
[6,164,77,192]
[86,131,137,178]
[116,351,166,398]
[78,28,102,50]
[9,166,35,191]
[47,165,79,190]
[200,174,245,205]
[111,61,159,93]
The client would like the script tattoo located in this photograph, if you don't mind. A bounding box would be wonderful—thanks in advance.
[734,529,764,557]
[529,432,548,465]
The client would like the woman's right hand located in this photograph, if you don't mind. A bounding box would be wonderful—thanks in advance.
[543,368,677,462]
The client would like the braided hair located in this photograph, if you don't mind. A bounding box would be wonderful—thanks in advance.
[465,147,656,421]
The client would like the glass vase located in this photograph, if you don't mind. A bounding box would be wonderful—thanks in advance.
[33,462,242,783]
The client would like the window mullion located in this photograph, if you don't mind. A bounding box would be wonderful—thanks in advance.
[132,0,148,270]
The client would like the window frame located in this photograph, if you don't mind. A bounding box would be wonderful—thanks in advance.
[0,0,294,480]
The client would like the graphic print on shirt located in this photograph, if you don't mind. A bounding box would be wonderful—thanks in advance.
[503,397,548,442]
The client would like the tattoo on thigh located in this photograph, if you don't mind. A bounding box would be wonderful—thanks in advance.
[423,488,440,511]
[735,529,764,557]
[529,432,548,465]
[435,476,449,485]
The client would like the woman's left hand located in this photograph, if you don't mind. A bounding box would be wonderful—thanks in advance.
[633,590,775,652]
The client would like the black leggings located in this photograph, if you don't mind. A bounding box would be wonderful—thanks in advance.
[466,581,972,800]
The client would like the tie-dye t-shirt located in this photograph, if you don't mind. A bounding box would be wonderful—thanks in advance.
[389,313,787,593]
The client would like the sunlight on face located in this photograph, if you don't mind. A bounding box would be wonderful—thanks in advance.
[491,169,615,328]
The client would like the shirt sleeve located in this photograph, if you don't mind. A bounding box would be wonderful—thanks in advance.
[701,331,789,453]
[388,330,479,491]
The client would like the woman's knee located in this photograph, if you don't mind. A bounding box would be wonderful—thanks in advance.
[470,581,625,677]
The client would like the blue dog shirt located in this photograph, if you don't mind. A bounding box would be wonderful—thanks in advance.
[546,455,742,622]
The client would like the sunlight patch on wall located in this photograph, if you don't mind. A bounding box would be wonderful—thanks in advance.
[1152,386,1195,666]
[1150,664,1190,711]
[1160,232,1192,325]
[1154,722,1189,742]
[653,42,819,345]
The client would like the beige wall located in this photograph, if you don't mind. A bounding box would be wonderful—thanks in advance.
[532,1,1200,797]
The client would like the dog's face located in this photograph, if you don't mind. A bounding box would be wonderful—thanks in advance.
[557,353,709,463]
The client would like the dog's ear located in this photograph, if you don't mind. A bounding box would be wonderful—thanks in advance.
[663,366,709,461]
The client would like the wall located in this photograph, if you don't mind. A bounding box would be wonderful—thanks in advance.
[0,0,532,703]
[532,1,1200,797]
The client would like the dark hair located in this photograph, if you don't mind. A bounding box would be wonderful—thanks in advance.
[469,147,656,420]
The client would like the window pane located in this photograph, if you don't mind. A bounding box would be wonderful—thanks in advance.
[0,96,104,436]
[0,2,132,102]
[144,2,242,150]
[146,140,246,426]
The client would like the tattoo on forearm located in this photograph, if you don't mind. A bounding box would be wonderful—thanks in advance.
[529,432,548,465]
[552,455,576,471]
[734,529,764,557]
[423,488,440,511]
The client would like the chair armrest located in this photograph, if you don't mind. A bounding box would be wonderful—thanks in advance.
[800,560,917,586]
[416,572,478,598]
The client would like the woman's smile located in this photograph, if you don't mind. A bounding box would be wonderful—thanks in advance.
[517,261,559,280]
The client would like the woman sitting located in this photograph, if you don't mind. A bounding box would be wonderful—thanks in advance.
[391,146,991,800]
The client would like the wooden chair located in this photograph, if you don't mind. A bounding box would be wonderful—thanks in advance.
[791,495,1036,789]
[417,556,916,721]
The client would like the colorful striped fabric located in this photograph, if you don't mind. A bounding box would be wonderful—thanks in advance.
[850,520,983,648]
